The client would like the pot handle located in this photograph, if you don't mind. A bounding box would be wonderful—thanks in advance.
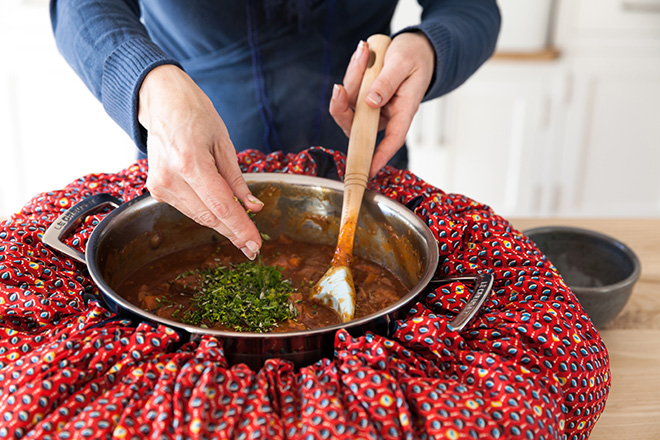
[426,272,494,332]
[42,193,122,264]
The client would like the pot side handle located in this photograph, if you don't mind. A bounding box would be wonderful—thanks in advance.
[427,273,494,332]
[42,193,122,264]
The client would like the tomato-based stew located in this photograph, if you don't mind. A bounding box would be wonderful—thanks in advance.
[116,235,408,332]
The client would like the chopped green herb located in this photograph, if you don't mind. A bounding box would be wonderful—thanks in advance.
[181,258,298,333]
[235,196,257,219]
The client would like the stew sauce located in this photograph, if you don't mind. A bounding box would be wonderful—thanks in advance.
[117,235,408,332]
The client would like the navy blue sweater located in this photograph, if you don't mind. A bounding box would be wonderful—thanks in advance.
[50,0,500,165]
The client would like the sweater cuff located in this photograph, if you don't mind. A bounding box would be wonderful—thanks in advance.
[393,24,453,102]
[101,37,182,152]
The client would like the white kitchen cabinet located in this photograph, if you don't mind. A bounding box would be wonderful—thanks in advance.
[408,61,566,217]
[553,0,660,217]
[573,0,660,39]
[556,58,660,217]
[408,0,660,218]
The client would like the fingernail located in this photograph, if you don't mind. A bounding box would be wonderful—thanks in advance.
[366,91,382,106]
[241,246,257,260]
[247,194,264,206]
[353,40,366,59]
[332,84,340,100]
[245,240,260,254]
[241,241,259,261]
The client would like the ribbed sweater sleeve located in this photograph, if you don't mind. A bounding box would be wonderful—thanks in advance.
[49,0,181,151]
[395,0,501,101]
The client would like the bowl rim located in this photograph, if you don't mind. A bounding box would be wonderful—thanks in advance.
[522,225,642,294]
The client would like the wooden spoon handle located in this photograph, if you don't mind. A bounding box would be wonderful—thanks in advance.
[333,34,391,266]
[343,34,391,207]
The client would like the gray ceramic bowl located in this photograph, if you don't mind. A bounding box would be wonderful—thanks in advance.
[524,226,641,329]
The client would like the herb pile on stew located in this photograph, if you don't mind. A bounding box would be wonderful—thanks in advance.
[117,235,407,332]
[179,259,299,332]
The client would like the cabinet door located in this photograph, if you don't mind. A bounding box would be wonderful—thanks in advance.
[408,63,565,217]
[558,58,660,217]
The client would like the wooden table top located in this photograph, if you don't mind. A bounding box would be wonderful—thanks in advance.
[510,218,660,440]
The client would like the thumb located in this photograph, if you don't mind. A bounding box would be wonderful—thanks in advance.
[364,54,410,109]
[364,69,398,109]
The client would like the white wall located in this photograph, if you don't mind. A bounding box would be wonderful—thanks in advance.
[0,0,137,218]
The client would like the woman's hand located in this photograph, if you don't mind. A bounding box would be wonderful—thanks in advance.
[330,32,435,177]
[138,64,263,260]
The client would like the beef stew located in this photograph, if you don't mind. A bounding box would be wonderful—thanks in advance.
[117,235,408,332]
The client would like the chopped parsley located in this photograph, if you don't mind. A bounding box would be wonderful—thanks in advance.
[181,258,298,333]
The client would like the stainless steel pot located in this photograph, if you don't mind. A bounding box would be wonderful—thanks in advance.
[43,174,492,370]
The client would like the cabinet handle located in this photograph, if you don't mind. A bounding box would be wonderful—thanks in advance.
[622,0,660,13]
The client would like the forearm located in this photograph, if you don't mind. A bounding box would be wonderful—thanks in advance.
[49,0,180,150]
[395,0,501,100]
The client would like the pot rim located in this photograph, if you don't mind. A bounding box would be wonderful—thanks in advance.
[86,173,440,339]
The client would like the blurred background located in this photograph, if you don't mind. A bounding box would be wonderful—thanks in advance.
[1,0,659,219]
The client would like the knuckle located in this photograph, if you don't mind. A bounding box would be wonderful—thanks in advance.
[206,198,233,220]
[192,210,219,228]
[329,104,346,120]
[379,77,397,96]
[146,178,167,201]
[227,173,245,191]
[148,189,166,203]
[389,50,411,69]
[177,156,197,180]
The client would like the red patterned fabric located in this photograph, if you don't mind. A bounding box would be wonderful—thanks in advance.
[0,147,609,439]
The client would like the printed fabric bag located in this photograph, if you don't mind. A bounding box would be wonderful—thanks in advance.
[0,147,609,440]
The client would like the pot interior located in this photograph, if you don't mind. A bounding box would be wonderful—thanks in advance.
[88,174,438,338]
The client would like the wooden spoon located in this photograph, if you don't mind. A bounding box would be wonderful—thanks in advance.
[311,34,391,323]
